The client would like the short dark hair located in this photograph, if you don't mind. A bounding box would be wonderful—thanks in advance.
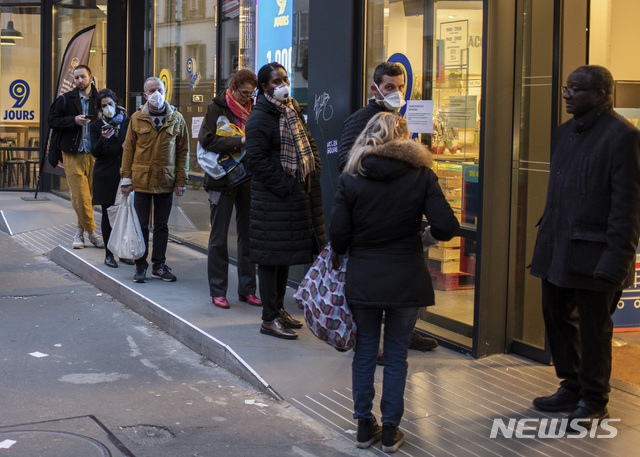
[256,62,286,95]
[229,68,257,91]
[74,64,92,75]
[373,62,404,85]
[574,65,614,100]
[98,88,118,104]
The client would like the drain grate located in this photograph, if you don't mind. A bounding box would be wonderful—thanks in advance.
[119,425,174,446]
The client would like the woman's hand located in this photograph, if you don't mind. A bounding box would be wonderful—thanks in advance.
[101,126,114,139]
[121,184,134,196]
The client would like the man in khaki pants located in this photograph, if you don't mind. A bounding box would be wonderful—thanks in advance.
[48,65,104,249]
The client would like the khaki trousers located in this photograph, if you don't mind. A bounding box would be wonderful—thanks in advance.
[63,152,96,232]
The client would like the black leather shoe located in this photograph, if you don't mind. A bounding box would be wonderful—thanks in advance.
[533,386,581,412]
[566,405,610,434]
[408,330,438,351]
[260,318,298,339]
[104,255,118,268]
[119,258,135,265]
[279,309,303,329]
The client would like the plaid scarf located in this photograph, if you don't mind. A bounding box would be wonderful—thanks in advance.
[265,93,315,181]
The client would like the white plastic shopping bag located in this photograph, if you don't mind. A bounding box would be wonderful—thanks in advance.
[107,192,146,260]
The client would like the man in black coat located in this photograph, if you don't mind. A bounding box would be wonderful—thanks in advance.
[337,61,438,352]
[48,64,103,250]
[530,65,640,429]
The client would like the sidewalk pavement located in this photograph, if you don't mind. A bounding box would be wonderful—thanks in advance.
[2,190,640,457]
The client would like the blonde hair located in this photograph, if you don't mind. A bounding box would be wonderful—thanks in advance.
[344,112,410,176]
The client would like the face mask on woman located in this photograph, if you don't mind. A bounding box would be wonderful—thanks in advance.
[374,83,406,111]
[271,83,290,102]
[102,105,116,118]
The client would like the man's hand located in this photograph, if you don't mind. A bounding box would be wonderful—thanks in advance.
[121,184,134,196]
[75,115,91,126]
[175,187,186,197]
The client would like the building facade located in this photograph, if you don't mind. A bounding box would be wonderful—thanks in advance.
[1,0,639,360]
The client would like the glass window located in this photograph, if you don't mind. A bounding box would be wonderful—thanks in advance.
[365,0,484,347]
[0,6,41,189]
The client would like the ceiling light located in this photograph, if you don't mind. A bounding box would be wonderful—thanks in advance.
[1,20,24,40]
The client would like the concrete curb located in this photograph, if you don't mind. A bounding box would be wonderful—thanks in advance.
[47,245,283,401]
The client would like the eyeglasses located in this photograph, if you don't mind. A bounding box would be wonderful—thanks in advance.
[561,86,600,95]
[237,90,254,98]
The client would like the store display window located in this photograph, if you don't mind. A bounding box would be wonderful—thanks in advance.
[365,0,484,347]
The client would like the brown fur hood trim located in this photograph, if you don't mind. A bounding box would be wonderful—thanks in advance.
[364,139,433,169]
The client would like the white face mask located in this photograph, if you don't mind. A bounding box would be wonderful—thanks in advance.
[102,105,116,118]
[147,91,165,108]
[374,83,406,111]
[271,83,290,101]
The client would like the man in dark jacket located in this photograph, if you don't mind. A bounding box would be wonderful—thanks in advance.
[530,65,640,429]
[336,62,405,174]
[48,64,104,250]
[338,61,438,352]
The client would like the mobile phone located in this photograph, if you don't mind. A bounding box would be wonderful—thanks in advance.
[84,114,96,121]
[101,123,112,130]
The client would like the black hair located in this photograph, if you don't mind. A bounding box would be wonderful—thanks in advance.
[74,64,92,75]
[256,62,286,95]
[97,88,117,104]
[574,65,614,100]
[373,62,404,85]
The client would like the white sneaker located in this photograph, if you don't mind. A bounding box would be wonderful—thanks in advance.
[89,233,104,248]
[72,233,85,249]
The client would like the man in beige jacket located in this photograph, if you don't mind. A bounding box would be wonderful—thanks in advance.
[120,76,189,283]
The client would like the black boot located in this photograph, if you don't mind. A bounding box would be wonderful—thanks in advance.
[381,424,405,453]
[356,418,382,449]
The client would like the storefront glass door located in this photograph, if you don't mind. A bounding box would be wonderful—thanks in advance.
[365,0,484,348]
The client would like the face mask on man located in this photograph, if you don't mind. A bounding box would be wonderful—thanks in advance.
[374,83,406,111]
[147,91,165,108]
[102,105,116,118]
[271,83,290,102]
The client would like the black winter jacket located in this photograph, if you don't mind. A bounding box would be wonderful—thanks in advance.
[530,103,640,290]
[90,107,130,206]
[48,86,100,155]
[330,139,459,308]
[337,100,390,173]
[198,91,246,192]
[244,94,326,266]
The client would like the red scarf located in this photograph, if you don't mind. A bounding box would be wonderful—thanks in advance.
[226,89,251,131]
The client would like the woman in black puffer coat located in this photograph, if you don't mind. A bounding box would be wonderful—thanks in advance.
[245,62,326,340]
[90,89,131,268]
[330,112,459,452]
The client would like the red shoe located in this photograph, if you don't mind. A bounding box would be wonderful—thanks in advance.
[212,296,230,309]
[239,294,262,306]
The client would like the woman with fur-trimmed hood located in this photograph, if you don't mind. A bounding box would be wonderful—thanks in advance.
[330,112,459,452]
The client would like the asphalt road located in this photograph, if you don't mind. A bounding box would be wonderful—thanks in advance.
[0,232,372,457]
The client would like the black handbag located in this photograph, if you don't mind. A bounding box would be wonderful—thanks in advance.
[203,162,251,192]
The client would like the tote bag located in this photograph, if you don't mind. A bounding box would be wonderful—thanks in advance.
[107,192,146,260]
[294,243,356,351]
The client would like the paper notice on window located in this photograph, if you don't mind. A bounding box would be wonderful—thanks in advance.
[191,116,204,139]
[405,100,434,134]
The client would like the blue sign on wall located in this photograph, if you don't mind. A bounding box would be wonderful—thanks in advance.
[256,0,293,76]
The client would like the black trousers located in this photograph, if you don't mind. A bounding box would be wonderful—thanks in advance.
[541,279,621,411]
[207,183,256,297]
[258,264,289,321]
[101,205,113,258]
[134,191,173,270]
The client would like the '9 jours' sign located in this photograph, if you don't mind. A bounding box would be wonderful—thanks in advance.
[256,0,293,75]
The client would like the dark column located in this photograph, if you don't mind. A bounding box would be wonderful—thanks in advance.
[307,0,362,224]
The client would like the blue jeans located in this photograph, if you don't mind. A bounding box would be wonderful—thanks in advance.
[351,306,419,426]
